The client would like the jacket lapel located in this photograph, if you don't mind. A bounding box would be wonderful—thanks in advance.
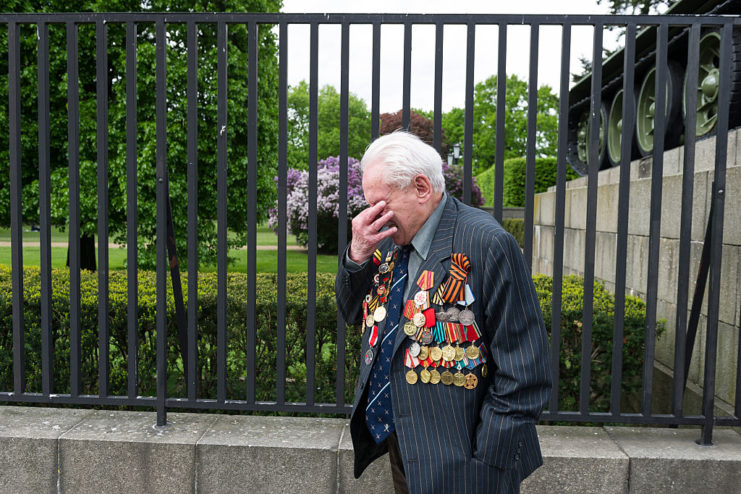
[393,196,458,357]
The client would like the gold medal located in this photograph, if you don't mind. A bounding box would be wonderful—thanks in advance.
[420,368,431,383]
[441,370,454,385]
[413,312,426,328]
[464,373,478,389]
[406,369,418,384]
[453,371,466,387]
[373,306,387,322]
[442,344,455,362]
[365,315,375,327]
[430,369,441,384]
[465,344,480,360]
[454,345,465,362]
[481,364,488,378]
[404,321,417,336]
[379,263,390,274]
[418,346,429,361]
[429,346,443,362]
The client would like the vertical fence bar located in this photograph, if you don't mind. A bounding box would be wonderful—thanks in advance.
[155,19,168,426]
[493,23,507,223]
[699,22,732,446]
[217,20,228,404]
[433,22,443,154]
[247,21,259,405]
[67,21,82,397]
[276,21,288,406]
[462,22,475,206]
[38,21,53,396]
[611,22,637,416]
[9,21,25,395]
[96,20,110,398]
[371,22,380,140]
[549,22,571,413]
[673,22,700,417]
[186,20,198,403]
[523,23,539,271]
[336,21,350,407]
[402,22,412,129]
[581,23,603,415]
[643,22,669,416]
[306,21,319,406]
[126,21,139,401]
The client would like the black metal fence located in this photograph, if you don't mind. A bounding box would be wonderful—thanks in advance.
[1,12,739,444]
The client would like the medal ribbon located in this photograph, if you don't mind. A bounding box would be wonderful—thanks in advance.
[368,325,379,347]
[440,253,470,303]
[404,348,420,369]
[434,322,446,343]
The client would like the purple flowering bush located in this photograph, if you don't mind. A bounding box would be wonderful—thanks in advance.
[269,156,367,253]
[269,156,484,254]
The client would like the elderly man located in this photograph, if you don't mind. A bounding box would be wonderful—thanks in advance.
[335,131,551,493]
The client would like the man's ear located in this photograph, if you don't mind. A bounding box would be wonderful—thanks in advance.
[413,174,433,202]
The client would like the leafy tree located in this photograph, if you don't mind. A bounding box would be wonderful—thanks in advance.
[379,109,449,156]
[598,0,675,15]
[286,81,370,170]
[441,74,559,173]
[0,0,282,270]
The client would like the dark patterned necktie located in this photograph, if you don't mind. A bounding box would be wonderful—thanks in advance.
[365,245,410,444]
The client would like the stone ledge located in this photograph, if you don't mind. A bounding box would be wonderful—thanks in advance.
[0,406,739,493]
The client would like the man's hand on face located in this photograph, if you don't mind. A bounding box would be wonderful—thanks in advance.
[348,200,397,264]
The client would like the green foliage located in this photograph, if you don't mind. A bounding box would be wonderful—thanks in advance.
[442,75,560,174]
[1,266,658,414]
[287,81,371,170]
[501,218,524,248]
[0,0,282,270]
[533,274,664,412]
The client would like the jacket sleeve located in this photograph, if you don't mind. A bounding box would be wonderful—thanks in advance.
[473,229,552,472]
[335,246,378,326]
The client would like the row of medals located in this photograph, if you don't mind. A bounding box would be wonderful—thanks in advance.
[363,251,487,390]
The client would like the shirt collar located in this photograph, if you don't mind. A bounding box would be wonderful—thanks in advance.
[410,192,447,261]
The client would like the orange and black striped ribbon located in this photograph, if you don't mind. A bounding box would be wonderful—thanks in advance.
[440,253,470,303]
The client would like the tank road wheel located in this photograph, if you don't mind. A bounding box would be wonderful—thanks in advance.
[576,105,607,170]
[607,89,638,167]
[636,63,683,156]
[684,30,741,137]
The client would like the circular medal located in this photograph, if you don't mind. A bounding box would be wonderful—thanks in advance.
[453,371,466,387]
[414,291,427,306]
[446,307,461,322]
[373,306,387,322]
[420,329,434,345]
[441,370,454,385]
[377,285,387,296]
[404,321,417,337]
[459,309,475,326]
[420,368,431,383]
[435,311,449,322]
[481,364,488,378]
[465,344,480,360]
[364,348,374,365]
[413,312,426,328]
[454,346,466,362]
[365,315,375,328]
[464,373,478,390]
[406,369,418,384]
[409,342,421,358]
[379,263,390,274]
[373,274,380,284]
[430,369,441,384]
[442,344,455,362]
[418,346,429,361]
[429,346,443,362]
[365,294,372,303]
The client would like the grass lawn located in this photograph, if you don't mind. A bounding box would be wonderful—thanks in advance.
[0,225,336,274]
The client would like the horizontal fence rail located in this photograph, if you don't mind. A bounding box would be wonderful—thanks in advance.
[0,12,739,442]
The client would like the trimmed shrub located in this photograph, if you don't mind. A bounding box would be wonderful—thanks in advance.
[0,266,658,414]
[502,218,524,248]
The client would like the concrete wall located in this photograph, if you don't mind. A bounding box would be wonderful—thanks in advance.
[532,130,740,411]
[1,406,739,494]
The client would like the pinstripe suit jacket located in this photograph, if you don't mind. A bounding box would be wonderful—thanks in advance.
[336,196,551,494]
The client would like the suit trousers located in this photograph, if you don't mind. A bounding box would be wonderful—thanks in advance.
[387,432,409,494]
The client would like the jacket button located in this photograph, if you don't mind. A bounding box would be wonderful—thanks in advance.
[514,454,519,461]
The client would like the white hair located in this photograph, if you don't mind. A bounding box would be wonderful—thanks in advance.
[360,131,445,193]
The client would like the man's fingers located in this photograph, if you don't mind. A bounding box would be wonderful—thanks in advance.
[370,210,394,231]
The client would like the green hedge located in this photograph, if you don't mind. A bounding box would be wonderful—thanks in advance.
[476,157,579,208]
[0,266,659,414]
[502,218,524,248]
